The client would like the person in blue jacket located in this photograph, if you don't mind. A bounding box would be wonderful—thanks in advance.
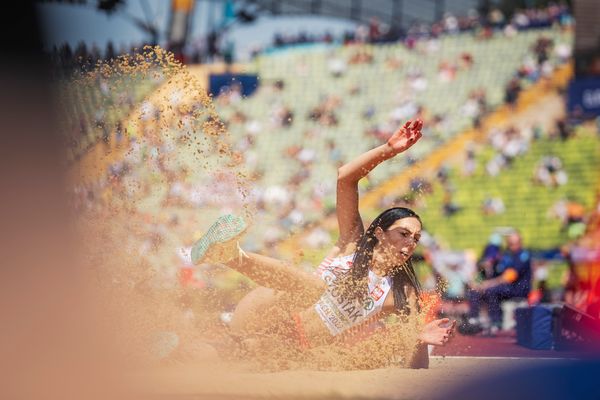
[463,231,532,334]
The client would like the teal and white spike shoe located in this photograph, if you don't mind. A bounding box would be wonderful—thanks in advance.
[191,214,247,265]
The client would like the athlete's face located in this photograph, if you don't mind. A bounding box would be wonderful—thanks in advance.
[376,217,422,264]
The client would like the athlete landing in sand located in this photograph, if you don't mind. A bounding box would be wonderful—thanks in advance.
[191,119,455,368]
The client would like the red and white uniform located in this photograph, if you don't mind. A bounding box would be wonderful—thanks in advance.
[314,254,392,336]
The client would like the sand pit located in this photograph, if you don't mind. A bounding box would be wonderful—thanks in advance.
[129,356,573,399]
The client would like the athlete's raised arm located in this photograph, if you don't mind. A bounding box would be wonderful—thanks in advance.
[333,119,423,253]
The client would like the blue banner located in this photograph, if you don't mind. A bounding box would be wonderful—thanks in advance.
[568,78,600,116]
[209,73,259,98]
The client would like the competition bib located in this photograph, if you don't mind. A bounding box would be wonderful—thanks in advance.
[314,254,392,336]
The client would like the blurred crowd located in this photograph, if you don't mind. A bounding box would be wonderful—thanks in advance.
[50,2,572,67]
[260,3,572,59]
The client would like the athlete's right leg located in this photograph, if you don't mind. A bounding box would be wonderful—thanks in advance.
[227,286,314,356]
[225,251,326,305]
[228,286,285,335]
[192,215,326,302]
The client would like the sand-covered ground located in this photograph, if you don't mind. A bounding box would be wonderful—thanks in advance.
[129,356,574,399]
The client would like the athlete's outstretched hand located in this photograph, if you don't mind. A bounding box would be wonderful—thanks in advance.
[387,119,423,155]
[419,318,455,346]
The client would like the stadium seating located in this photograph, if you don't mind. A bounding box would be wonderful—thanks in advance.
[219,28,572,188]
[418,127,600,251]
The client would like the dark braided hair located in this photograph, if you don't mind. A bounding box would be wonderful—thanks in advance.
[334,207,422,314]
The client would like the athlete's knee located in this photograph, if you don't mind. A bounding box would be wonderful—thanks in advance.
[229,286,280,334]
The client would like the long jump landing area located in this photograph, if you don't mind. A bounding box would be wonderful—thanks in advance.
[130,342,594,400]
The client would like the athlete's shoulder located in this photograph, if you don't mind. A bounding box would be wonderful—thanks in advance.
[316,253,355,276]
[332,253,355,267]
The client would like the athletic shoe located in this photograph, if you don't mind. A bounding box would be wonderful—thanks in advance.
[191,214,247,265]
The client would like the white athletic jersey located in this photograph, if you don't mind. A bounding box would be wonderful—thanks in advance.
[314,254,392,336]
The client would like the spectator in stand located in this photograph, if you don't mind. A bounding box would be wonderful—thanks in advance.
[385,55,403,71]
[533,155,568,188]
[348,48,374,65]
[481,196,505,216]
[554,118,573,141]
[270,103,294,128]
[460,52,474,69]
[368,17,382,42]
[462,89,487,127]
[486,125,529,176]
[554,41,571,64]
[443,12,460,35]
[309,95,341,127]
[442,189,461,217]
[462,231,532,335]
[488,8,506,29]
[504,77,521,108]
[462,144,476,176]
[566,200,586,227]
[327,53,347,78]
[438,60,457,83]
